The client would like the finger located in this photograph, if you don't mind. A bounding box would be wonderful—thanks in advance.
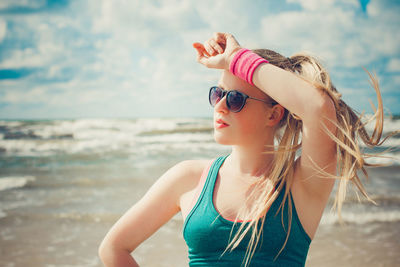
[204,42,217,56]
[214,32,227,45]
[224,33,240,47]
[193,43,210,65]
[209,38,224,54]
[192,42,204,53]
[193,42,210,57]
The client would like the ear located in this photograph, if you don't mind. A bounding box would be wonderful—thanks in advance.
[266,104,285,127]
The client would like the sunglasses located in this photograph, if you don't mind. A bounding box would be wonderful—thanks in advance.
[209,86,277,113]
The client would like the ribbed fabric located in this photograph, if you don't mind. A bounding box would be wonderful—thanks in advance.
[229,48,269,85]
[183,155,311,267]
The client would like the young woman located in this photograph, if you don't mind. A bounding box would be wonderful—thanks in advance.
[99,32,388,266]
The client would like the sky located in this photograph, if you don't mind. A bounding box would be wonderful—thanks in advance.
[0,0,399,119]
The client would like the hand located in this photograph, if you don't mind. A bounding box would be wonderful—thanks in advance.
[193,32,242,70]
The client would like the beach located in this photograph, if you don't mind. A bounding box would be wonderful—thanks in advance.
[0,118,399,267]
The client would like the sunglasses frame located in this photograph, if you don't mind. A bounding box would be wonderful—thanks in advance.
[209,86,277,113]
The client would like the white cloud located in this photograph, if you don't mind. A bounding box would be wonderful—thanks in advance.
[2,86,46,103]
[287,0,336,10]
[0,0,248,96]
[287,0,359,10]
[0,0,46,9]
[80,0,231,105]
[259,0,399,68]
[0,14,73,69]
[0,47,44,68]
[89,0,196,47]
[0,0,399,118]
[387,58,400,72]
[0,20,6,42]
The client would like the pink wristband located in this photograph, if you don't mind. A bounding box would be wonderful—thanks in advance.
[229,48,269,85]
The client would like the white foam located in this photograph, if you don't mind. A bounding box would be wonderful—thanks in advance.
[0,120,23,127]
[320,209,400,225]
[137,132,213,144]
[364,152,400,165]
[363,115,400,135]
[0,118,397,161]
[0,176,35,191]
[0,118,215,156]
[380,138,400,148]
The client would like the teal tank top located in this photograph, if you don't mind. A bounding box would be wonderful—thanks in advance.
[183,155,311,266]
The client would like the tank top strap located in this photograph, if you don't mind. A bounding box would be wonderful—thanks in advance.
[204,155,228,193]
[183,155,229,238]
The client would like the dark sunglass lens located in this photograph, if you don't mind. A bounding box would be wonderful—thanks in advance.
[209,87,223,107]
[227,91,246,112]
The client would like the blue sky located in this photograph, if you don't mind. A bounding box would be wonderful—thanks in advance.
[0,0,399,119]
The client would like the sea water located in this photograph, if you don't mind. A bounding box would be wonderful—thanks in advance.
[0,117,399,266]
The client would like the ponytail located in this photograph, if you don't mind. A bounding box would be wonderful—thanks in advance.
[223,48,398,267]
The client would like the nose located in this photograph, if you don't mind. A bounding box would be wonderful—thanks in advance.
[215,94,229,114]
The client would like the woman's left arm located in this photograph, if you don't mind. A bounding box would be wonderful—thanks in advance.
[253,63,338,199]
[194,32,338,199]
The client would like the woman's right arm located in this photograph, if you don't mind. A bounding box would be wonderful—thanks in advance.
[98,160,204,266]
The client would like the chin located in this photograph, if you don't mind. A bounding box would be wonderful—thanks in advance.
[213,131,234,145]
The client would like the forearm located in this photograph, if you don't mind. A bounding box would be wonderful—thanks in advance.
[251,61,329,121]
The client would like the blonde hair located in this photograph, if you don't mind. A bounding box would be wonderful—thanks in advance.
[223,49,398,266]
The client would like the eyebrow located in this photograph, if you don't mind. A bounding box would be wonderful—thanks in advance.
[217,84,232,91]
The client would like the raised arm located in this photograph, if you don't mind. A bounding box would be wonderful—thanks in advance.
[98,160,205,266]
[193,32,337,200]
[252,56,337,197]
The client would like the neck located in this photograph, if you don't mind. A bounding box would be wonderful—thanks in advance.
[226,141,275,178]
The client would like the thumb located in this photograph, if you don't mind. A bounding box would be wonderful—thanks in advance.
[192,43,210,56]
[192,42,203,54]
[192,42,211,65]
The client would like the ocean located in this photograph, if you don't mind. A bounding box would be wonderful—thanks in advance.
[0,117,399,267]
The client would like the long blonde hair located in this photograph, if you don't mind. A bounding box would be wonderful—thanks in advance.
[224,49,398,266]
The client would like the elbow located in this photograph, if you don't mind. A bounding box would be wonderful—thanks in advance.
[98,237,134,266]
[316,93,336,114]
[317,96,338,136]
[320,95,337,124]
[98,238,118,265]
[302,95,337,137]
[98,239,110,264]
[306,94,337,124]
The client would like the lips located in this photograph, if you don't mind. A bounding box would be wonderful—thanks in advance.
[215,118,229,128]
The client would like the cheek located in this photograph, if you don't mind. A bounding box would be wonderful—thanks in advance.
[212,109,269,145]
[239,113,267,136]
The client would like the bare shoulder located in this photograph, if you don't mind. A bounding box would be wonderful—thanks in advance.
[172,159,212,220]
[140,159,212,210]
[168,159,211,190]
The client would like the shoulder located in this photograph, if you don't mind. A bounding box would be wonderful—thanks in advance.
[165,159,212,189]
[154,159,213,193]
[133,159,212,214]
[171,159,213,217]
[157,159,212,210]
